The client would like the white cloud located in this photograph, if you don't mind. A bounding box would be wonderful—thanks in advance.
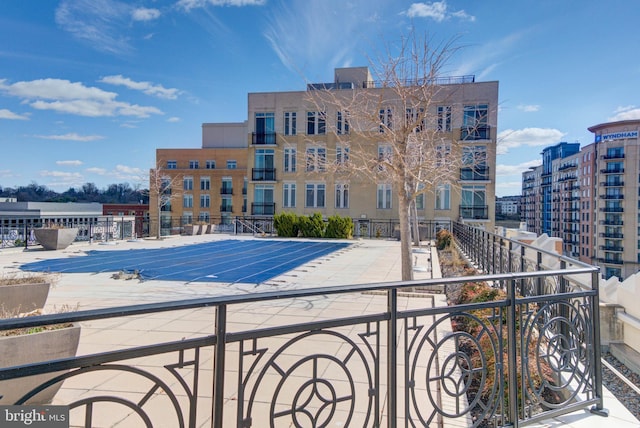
[132,8,161,21]
[35,133,105,142]
[86,167,108,175]
[517,104,540,112]
[55,0,134,55]
[56,160,83,166]
[497,127,566,155]
[99,75,181,99]
[608,106,640,121]
[167,116,181,122]
[85,165,144,181]
[0,109,29,120]
[40,170,83,179]
[496,160,541,176]
[177,0,266,11]
[405,2,475,22]
[0,78,163,118]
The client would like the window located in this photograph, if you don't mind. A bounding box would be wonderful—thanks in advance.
[337,111,349,134]
[206,160,216,169]
[284,147,297,172]
[406,108,425,132]
[227,160,237,169]
[307,111,326,135]
[435,184,451,210]
[461,185,487,218]
[377,144,393,170]
[221,195,232,212]
[254,112,275,144]
[305,183,326,208]
[183,194,193,208]
[200,177,210,191]
[461,146,488,180]
[283,182,296,208]
[306,147,326,172]
[189,160,199,169]
[377,183,392,209]
[335,183,349,208]
[198,211,210,222]
[437,106,451,132]
[221,177,232,194]
[183,176,193,191]
[200,194,210,208]
[182,212,192,223]
[284,112,297,136]
[253,185,274,215]
[415,184,425,210]
[379,108,392,132]
[462,104,489,140]
[254,149,275,180]
[336,145,350,165]
[167,160,177,169]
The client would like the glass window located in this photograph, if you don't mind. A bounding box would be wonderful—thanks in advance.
[406,107,425,132]
[337,111,349,135]
[379,108,392,132]
[284,147,297,172]
[335,183,349,208]
[221,177,232,194]
[183,177,193,191]
[305,183,326,208]
[189,160,199,169]
[284,112,297,136]
[437,106,451,132]
[255,112,274,134]
[200,177,210,191]
[336,145,350,165]
[306,147,326,172]
[200,194,210,208]
[462,104,489,140]
[227,160,237,169]
[306,111,326,135]
[206,160,216,169]
[167,160,177,169]
[436,184,451,210]
[253,185,274,215]
[283,182,296,208]
[377,183,392,209]
[183,194,193,208]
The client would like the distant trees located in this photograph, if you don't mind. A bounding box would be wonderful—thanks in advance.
[0,182,148,204]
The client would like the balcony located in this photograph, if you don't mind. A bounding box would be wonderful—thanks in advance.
[600,219,624,226]
[251,202,275,215]
[600,207,624,213]
[459,125,491,141]
[602,153,625,160]
[459,167,489,181]
[600,194,624,200]
[459,205,488,219]
[220,205,233,213]
[559,163,578,171]
[600,245,624,252]
[599,257,624,265]
[252,168,277,181]
[601,168,625,174]
[220,187,233,195]
[252,132,276,145]
[0,222,612,428]
[600,232,624,239]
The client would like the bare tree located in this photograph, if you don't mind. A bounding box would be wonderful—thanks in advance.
[307,32,489,280]
[147,162,183,239]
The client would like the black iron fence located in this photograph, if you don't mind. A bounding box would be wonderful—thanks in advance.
[0,223,606,427]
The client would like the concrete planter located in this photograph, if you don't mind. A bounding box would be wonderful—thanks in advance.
[34,228,78,250]
[0,324,81,404]
[0,282,50,317]
[183,225,200,235]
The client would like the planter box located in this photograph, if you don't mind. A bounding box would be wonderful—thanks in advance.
[0,282,50,317]
[34,228,79,250]
[0,324,81,404]
[183,225,200,235]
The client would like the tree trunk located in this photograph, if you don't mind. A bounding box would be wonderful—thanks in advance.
[398,196,414,281]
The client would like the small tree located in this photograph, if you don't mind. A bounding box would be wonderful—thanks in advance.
[147,162,182,239]
[308,31,490,280]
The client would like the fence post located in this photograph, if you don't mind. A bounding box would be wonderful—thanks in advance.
[506,278,519,427]
[589,269,609,416]
[387,289,397,427]
[212,304,227,427]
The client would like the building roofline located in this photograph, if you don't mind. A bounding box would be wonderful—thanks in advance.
[588,119,640,133]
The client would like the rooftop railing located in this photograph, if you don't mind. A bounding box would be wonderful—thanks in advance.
[0,223,606,427]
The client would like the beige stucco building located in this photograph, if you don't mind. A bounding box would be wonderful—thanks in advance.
[151,67,499,234]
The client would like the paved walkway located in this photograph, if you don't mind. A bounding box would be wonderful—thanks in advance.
[1,234,637,427]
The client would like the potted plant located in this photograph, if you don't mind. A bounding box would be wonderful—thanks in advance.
[33,223,79,250]
[0,273,80,405]
[0,273,54,317]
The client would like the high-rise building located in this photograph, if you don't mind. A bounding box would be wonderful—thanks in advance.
[521,119,640,279]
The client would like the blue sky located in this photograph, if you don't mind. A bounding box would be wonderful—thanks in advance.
[1,0,639,196]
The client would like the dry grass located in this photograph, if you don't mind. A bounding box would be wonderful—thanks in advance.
[0,272,58,286]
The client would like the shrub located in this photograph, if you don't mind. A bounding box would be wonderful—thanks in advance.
[273,212,299,237]
[325,215,353,239]
[435,229,452,250]
[298,213,325,238]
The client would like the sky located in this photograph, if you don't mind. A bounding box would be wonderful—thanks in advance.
[1,0,640,196]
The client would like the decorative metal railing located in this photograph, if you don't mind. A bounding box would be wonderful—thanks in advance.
[0,224,606,427]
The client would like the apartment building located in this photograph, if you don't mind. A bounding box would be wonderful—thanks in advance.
[247,67,498,229]
[151,67,499,234]
[521,119,640,279]
[150,123,248,232]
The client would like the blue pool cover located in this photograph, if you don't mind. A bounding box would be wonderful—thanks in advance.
[20,239,351,284]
